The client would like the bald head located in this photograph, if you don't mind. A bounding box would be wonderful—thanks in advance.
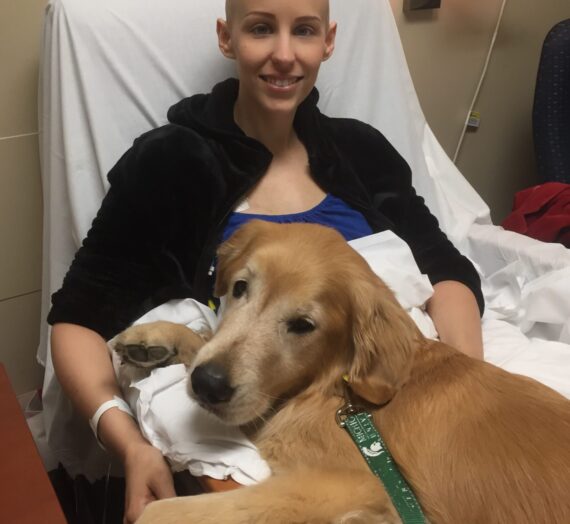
[225,0,234,22]
[224,0,330,26]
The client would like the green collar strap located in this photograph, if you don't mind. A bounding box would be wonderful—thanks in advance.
[336,403,426,524]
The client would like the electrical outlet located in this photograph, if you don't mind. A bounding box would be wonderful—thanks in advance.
[404,0,442,11]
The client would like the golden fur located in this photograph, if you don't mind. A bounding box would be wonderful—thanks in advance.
[116,221,570,523]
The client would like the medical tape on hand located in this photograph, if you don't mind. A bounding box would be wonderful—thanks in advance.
[89,395,135,450]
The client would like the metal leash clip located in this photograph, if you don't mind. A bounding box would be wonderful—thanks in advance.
[337,375,366,427]
[336,402,366,428]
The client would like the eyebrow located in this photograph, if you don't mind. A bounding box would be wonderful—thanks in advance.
[243,12,322,23]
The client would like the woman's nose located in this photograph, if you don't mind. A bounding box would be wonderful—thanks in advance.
[271,34,295,68]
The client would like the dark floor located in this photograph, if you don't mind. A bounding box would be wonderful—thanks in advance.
[49,465,203,524]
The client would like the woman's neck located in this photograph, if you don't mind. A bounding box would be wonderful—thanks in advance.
[233,96,298,155]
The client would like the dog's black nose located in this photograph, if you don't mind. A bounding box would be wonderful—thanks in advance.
[191,363,234,405]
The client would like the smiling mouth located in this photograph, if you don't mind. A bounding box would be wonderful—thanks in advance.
[259,75,303,87]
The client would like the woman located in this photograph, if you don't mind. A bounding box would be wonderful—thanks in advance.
[49,0,484,522]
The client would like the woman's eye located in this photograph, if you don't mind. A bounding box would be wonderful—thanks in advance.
[251,24,272,36]
[232,280,248,298]
[295,25,316,37]
[287,317,316,335]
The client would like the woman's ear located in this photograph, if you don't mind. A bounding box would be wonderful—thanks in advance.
[323,21,337,61]
[217,18,236,59]
[348,277,419,405]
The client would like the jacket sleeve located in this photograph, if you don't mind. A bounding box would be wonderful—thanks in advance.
[48,128,192,340]
[345,121,485,315]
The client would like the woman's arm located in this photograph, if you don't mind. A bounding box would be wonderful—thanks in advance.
[426,281,484,360]
[51,323,176,523]
[337,120,485,315]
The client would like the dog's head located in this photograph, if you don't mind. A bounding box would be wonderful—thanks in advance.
[189,221,420,425]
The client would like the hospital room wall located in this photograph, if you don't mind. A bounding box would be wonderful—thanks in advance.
[389,0,570,222]
[0,0,46,395]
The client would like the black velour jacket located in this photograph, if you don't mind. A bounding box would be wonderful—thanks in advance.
[48,78,484,340]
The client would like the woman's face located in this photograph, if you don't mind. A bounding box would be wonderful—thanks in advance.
[218,0,336,117]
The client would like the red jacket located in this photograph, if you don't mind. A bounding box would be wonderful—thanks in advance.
[502,182,570,247]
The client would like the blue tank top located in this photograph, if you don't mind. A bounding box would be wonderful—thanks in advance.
[222,194,373,242]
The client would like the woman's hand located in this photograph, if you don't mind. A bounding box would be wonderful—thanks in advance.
[123,441,176,524]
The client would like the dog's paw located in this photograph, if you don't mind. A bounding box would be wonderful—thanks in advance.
[112,320,210,370]
[114,341,177,368]
[112,321,183,369]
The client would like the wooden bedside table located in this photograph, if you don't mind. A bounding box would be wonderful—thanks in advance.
[0,364,66,524]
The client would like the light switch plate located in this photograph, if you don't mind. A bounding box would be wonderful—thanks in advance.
[404,0,442,11]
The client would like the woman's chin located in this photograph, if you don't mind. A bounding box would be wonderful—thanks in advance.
[258,96,304,117]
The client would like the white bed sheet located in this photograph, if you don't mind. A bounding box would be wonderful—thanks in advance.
[38,0,570,481]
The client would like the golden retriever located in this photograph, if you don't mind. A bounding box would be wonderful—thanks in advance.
[114,221,570,524]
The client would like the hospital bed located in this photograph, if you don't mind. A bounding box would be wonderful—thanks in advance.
[38,0,570,484]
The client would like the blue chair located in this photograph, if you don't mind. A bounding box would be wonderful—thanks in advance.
[533,19,570,184]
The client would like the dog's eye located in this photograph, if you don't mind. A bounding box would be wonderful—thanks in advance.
[287,317,316,335]
[232,280,248,298]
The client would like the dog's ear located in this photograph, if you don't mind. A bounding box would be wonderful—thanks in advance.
[214,220,269,297]
[348,276,419,405]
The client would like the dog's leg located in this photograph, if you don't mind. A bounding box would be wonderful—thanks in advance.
[136,469,400,524]
[112,320,210,369]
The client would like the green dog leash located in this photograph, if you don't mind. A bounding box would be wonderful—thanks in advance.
[337,402,426,524]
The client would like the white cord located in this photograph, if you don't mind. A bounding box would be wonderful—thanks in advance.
[452,0,508,164]
[101,461,112,524]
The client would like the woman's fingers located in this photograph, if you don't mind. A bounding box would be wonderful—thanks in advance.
[123,443,175,523]
[150,463,177,499]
